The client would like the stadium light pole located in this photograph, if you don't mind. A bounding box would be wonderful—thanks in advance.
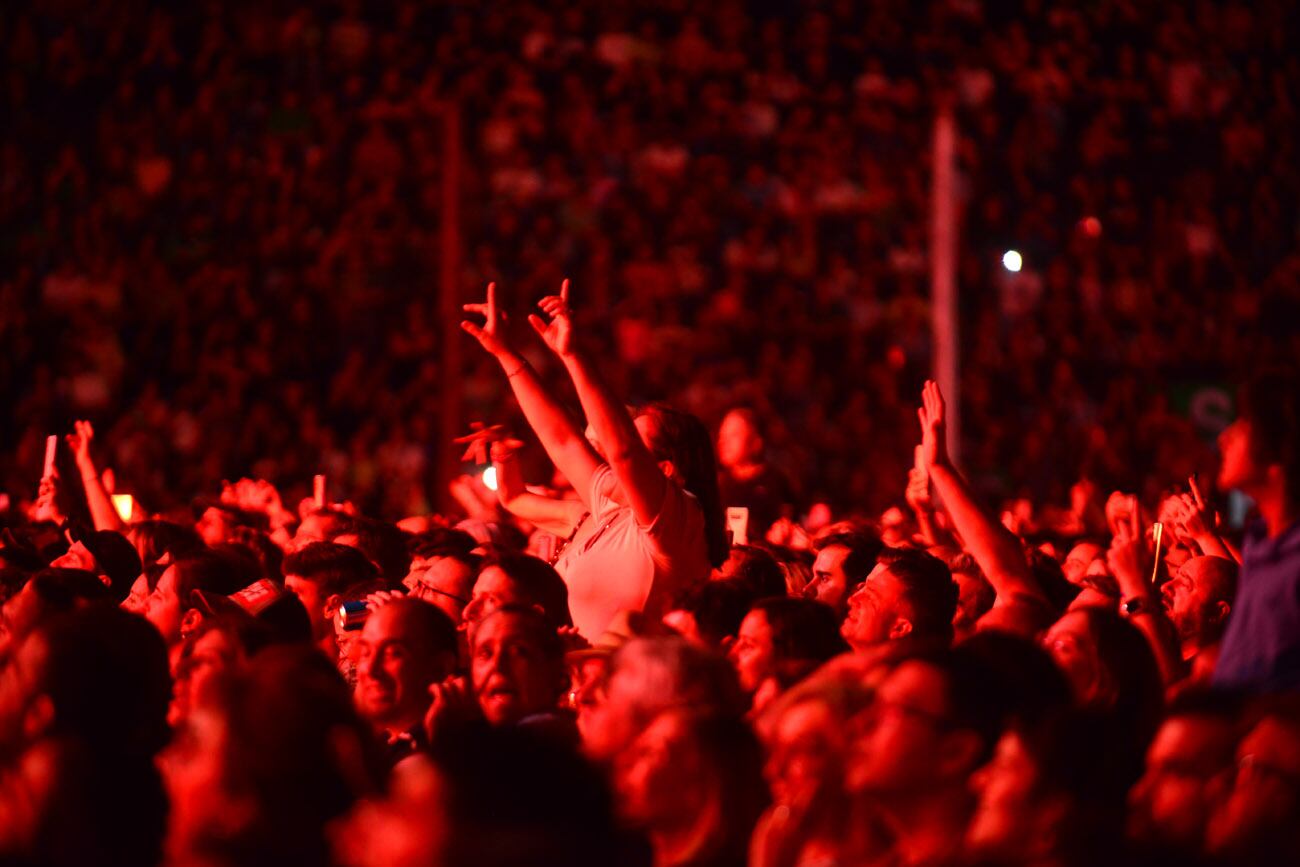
[930,99,960,466]
[437,100,462,513]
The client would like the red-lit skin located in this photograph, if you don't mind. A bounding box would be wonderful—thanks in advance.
[1129,714,1237,849]
[354,603,454,738]
[841,563,912,651]
[729,609,775,694]
[469,609,565,727]
[804,544,851,612]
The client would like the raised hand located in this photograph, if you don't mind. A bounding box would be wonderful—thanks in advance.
[528,278,574,357]
[917,379,951,470]
[1106,507,1150,596]
[460,282,511,357]
[905,467,933,514]
[454,423,523,465]
[65,420,95,470]
[423,674,477,742]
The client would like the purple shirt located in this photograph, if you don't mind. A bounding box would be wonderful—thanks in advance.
[1213,518,1300,691]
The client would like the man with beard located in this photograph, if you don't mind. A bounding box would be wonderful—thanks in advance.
[1160,555,1236,685]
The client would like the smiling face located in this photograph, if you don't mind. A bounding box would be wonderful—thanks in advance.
[470,609,563,727]
[1042,611,1103,705]
[841,563,909,651]
[355,603,447,734]
[144,565,185,645]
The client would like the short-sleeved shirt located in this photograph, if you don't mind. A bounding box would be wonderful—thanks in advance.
[554,464,710,640]
[1212,518,1300,692]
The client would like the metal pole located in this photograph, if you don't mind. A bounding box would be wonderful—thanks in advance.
[437,101,462,513]
[930,102,960,465]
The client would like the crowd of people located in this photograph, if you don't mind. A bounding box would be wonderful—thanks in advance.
[4,1,1300,866]
[3,313,1299,865]
[4,0,1300,519]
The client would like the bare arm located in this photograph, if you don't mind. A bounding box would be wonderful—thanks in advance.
[531,282,669,528]
[918,381,1046,607]
[1107,512,1187,685]
[67,421,127,533]
[461,282,602,509]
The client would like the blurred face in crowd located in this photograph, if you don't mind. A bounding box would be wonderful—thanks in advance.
[572,656,609,740]
[1161,556,1230,647]
[0,582,44,664]
[580,653,652,762]
[615,710,706,829]
[1206,715,1300,857]
[806,544,851,611]
[765,699,844,806]
[1217,419,1265,493]
[292,511,344,552]
[355,604,446,735]
[195,507,235,548]
[848,660,972,794]
[50,540,96,573]
[461,565,523,632]
[1062,542,1104,587]
[404,555,474,625]
[1129,713,1238,849]
[0,631,48,754]
[966,730,1047,858]
[283,573,329,640]
[1042,612,1105,706]
[716,410,761,471]
[171,628,240,729]
[121,572,153,614]
[470,610,563,727]
[841,563,910,651]
[144,564,185,645]
[729,609,775,693]
[160,703,234,862]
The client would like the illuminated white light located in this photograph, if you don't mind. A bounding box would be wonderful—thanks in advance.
[481,466,498,492]
[1002,250,1023,272]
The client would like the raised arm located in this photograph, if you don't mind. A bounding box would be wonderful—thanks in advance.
[917,380,1046,607]
[67,421,127,533]
[530,281,669,528]
[1107,510,1186,686]
[461,282,601,509]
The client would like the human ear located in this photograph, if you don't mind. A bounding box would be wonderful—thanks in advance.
[888,618,914,640]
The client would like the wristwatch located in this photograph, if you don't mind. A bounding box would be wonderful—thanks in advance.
[1121,596,1151,617]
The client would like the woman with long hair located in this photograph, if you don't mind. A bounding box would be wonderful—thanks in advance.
[462,280,726,640]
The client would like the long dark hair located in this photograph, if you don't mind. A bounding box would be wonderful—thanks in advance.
[636,403,729,568]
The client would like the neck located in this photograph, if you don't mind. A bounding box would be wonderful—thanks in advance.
[874,783,971,865]
[650,805,718,867]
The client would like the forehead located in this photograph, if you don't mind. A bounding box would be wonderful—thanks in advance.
[474,565,513,594]
[814,545,849,571]
[1067,542,1103,561]
[739,609,771,636]
[473,610,531,643]
[362,604,413,642]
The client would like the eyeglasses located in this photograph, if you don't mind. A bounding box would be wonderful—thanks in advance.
[409,583,469,606]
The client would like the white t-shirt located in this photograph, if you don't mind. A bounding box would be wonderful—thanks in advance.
[554,464,711,640]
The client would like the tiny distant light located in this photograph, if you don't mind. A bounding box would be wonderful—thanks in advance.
[481,466,499,492]
[1002,250,1023,272]
[1081,216,1102,238]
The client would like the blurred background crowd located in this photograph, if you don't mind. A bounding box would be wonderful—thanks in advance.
[4,0,1299,520]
